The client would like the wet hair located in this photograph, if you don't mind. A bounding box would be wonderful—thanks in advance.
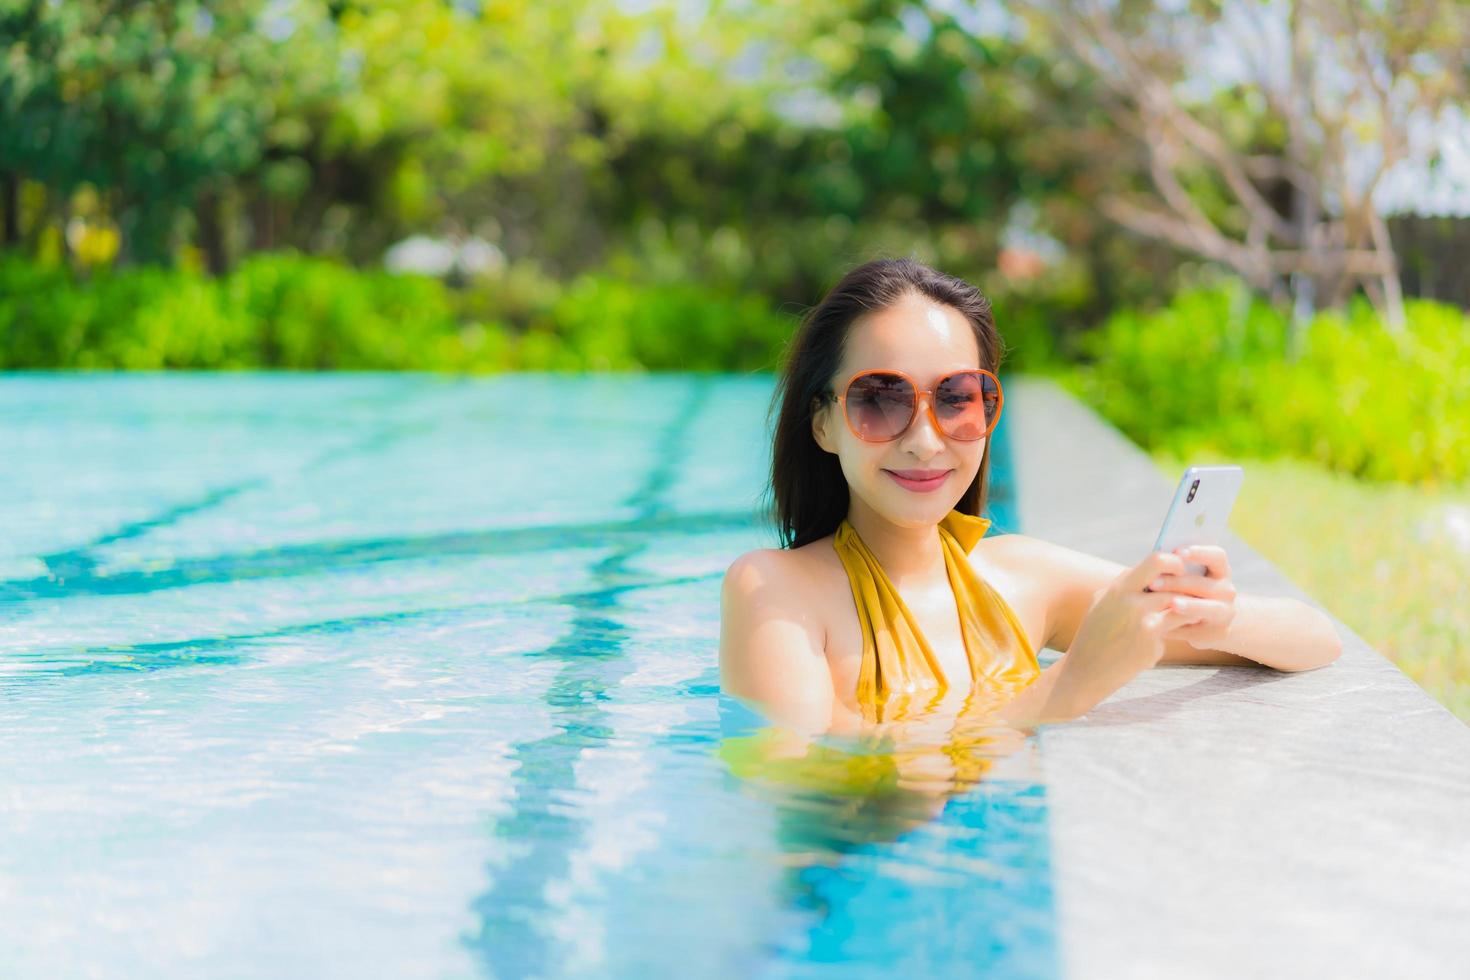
[768,257,1005,549]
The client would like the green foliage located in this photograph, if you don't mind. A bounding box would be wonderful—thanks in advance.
[0,0,288,262]
[530,275,795,371]
[591,2,1047,302]
[0,251,479,370]
[0,250,797,373]
[223,254,462,369]
[990,298,1062,375]
[986,255,1105,375]
[0,0,1178,343]
[1065,283,1470,485]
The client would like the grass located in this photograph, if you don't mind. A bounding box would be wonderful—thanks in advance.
[1152,453,1470,723]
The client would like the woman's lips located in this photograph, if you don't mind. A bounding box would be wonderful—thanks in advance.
[884,468,952,493]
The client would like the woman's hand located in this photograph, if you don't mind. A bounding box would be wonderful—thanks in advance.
[1043,550,1204,720]
[1147,545,1239,650]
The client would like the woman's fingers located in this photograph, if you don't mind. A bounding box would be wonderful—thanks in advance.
[1142,595,1202,632]
[1165,621,1211,647]
[1175,545,1231,580]
[1128,551,1189,593]
[1163,596,1234,638]
[1144,573,1237,601]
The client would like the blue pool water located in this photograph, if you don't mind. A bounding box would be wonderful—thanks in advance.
[0,374,1055,979]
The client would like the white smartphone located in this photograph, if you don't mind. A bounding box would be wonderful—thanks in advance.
[1150,464,1244,579]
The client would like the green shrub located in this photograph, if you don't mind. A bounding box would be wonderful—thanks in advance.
[0,251,516,371]
[225,253,464,369]
[0,255,102,367]
[985,257,1101,375]
[91,268,255,369]
[541,274,796,371]
[1067,283,1470,485]
[0,250,801,374]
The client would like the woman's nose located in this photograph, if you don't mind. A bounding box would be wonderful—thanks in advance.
[898,394,945,456]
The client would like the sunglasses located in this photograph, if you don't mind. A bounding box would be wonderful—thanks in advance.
[826,369,1003,443]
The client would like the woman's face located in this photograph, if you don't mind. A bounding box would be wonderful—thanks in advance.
[813,291,986,530]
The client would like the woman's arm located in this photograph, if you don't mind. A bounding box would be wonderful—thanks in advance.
[1141,545,1342,671]
[719,549,835,739]
[1180,591,1343,672]
[1023,536,1341,672]
[998,549,1205,725]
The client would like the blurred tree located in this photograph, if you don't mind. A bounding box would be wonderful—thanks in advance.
[457,0,787,278]
[0,0,1195,343]
[241,0,609,263]
[0,0,287,267]
[573,0,1053,302]
[1014,0,1470,339]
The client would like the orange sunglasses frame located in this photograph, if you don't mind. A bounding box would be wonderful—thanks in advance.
[831,368,1004,443]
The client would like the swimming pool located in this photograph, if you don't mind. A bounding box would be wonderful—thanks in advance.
[0,373,1056,979]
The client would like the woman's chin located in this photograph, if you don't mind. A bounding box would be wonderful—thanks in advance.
[867,487,964,529]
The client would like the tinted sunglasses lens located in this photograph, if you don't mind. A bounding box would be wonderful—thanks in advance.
[845,373,915,441]
[934,372,999,440]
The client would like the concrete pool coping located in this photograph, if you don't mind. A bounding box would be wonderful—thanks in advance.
[1005,375,1470,980]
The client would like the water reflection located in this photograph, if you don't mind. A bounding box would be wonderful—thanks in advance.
[720,689,1033,837]
[718,693,1058,976]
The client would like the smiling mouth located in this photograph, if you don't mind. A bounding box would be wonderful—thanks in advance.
[884,469,952,492]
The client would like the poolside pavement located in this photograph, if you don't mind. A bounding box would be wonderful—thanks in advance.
[1007,376,1470,980]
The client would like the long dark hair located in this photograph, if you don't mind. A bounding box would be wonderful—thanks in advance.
[768,258,1006,549]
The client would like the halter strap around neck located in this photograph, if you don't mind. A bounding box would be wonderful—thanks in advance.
[831,510,1038,722]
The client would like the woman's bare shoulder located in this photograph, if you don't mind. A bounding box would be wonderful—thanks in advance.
[722,535,843,606]
[720,538,843,731]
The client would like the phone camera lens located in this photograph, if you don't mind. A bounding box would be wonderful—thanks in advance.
[1186,479,1200,503]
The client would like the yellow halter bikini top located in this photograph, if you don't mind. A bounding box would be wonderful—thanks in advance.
[833,509,1041,723]
[717,510,1041,799]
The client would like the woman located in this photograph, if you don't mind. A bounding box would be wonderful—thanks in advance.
[719,258,1341,741]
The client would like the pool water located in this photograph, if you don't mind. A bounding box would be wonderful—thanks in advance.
[0,374,1056,979]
